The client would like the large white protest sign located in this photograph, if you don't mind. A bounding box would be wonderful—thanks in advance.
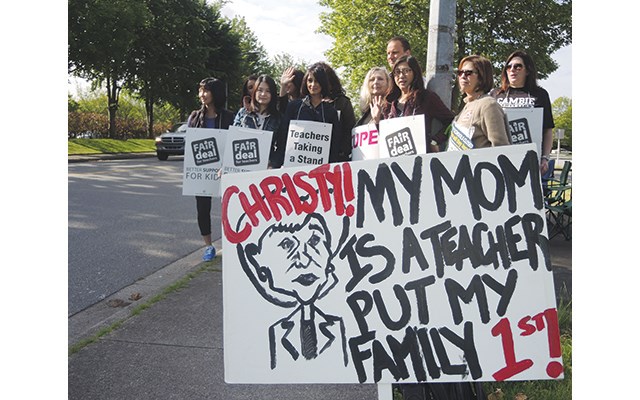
[182,128,226,197]
[378,115,427,158]
[283,120,332,167]
[222,126,273,175]
[504,108,543,156]
[351,123,380,161]
[221,143,563,385]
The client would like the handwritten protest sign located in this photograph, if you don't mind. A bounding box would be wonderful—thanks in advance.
[222,126,273,175]
[378,115,427,158]
[503,108,543,156]
[182,128,227,197]
[351,123,380,161]
[222,144,563,384]
[283,120,332,167]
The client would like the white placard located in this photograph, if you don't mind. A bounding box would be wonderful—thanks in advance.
[378,115,427,158]
[222,144,563,384]
[351,123,380,161]
[504,108,544,156]
[283,120,332,167]
[223,126,273,175]
[182,128,227,197]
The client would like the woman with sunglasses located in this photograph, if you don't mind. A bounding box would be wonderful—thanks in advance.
[491,50,555,173]
[449,55,510,150]
[381,55,454,152]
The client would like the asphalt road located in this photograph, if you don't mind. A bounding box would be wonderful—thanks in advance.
[68,156,223,316]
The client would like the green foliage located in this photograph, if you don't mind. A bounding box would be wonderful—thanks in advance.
[69,87,178,138]
[552,96,572,148]
[318,0,572,105]
[69,0,152,137]
[225,15,275,109]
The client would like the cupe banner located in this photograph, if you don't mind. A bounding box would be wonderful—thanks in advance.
[221,143,563,384]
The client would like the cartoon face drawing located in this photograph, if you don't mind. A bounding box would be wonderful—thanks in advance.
[255,219,332,304]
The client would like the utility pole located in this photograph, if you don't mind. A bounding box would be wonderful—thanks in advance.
[425,0,457,108]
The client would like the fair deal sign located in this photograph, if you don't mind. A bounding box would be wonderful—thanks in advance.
[221,144,564,384]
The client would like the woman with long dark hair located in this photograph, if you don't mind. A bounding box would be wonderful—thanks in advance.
[491,50,555,173]
[382,55,455,152]
[233,74,284,167]
[272,62,349,168]
[187,77,234,261]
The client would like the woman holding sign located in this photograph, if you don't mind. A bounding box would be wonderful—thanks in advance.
[187,77,234,261]
[491,50,555,174]
[273,62,348,167]
[233,74,284,167]
[382,55,455,152]
[448,55,510,151]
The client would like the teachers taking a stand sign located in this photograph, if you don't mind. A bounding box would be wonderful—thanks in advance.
[221,143,563,384]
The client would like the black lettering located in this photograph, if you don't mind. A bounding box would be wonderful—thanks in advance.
[437,322,482,379]
[390,158,422,225]
[346,291,374,334]
[373,285,411,331]
[356,164,403,227]
[404,276,437,325]
[349,331,375,383]
[402,227,430,274]
[472,162,505,213]
[482,269,518,317]
[498,150,543,213]
[445,274,490,325]
[386,327,427,381]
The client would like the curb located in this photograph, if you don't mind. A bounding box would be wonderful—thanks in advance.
[68,239,223,347]
[68,152,157,163]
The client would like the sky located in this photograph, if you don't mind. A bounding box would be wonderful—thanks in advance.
[220,0,572,101]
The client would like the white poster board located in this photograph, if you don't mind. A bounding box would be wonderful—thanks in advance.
[182,128,227,197]
[222,126,273,175]
[351,123,380,161]
[283,120,332,167]
[222,144,563,384]
[504,108,544,156]
[378,115,427,158]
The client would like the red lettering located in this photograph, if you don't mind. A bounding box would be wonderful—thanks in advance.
[222,185,252,243]
[491,317,533,381]
[260,176,292,221]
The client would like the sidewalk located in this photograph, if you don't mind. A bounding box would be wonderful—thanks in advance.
[68,233,571,400]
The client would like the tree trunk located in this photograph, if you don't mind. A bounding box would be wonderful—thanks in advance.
[106,75,120,139]
[145,94,155,139]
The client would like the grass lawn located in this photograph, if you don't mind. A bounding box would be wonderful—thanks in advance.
[68,139,156,155]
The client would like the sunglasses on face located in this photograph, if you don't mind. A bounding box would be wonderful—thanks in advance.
[456,69,476,77]
[506,63,524,71]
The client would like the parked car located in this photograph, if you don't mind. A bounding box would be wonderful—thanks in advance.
[155,122,187,160]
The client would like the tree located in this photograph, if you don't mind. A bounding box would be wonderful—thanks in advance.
[128,0,224,137]
[69,0,151,138]
[552,96,572,148]
[318,0,572,109]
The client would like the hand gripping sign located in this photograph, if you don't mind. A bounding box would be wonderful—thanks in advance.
[283,120,332,167]
[182,127,227,197]
[222,144,564,384]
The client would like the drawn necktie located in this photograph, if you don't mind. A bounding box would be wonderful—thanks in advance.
[300,319,318,359]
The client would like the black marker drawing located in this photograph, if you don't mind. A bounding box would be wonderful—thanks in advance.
[239,213,350,369]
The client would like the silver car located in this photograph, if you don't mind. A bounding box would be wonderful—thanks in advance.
[155,122,187,160]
